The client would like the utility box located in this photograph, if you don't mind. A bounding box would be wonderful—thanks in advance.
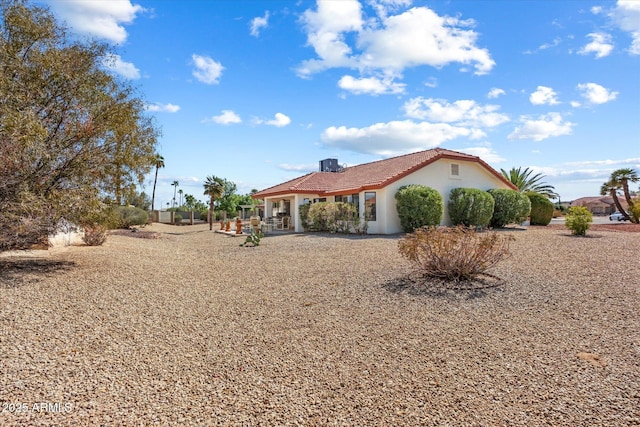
[319,158,339,172]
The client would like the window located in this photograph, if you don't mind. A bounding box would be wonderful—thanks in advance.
[313,197,326,203]
[364,192,376,221]
[335,194,360,214]
[450,163,460,178]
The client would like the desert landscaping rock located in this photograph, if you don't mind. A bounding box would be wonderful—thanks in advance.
[1,223,639,425]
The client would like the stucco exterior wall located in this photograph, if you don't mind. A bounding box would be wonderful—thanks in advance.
[375,158,512,234]
[265,159,511,234]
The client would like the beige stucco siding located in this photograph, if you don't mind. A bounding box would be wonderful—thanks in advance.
[377,158,513,234]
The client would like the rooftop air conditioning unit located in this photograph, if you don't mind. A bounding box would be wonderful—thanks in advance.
[319,158,339,172]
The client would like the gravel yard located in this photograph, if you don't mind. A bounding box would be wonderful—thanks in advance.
[1,223,639,426]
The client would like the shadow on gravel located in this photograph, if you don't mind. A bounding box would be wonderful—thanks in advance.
[0,259,75,288]
[382,274,504,300]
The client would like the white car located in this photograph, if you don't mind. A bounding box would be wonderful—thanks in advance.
[609,211,628,221]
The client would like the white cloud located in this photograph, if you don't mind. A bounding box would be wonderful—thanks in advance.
[211,110,242,125]
[102,54,140,79]
[508,113,575,142]
[146,103,180,113]
[403,97,509,128]
[578,32,614,58]
[424,77,438,88]
[357,7,495,75]
[297,0,363,76]
[250,11,270,37]
[529,86,560,105]
[455,146,506,163]
[297,2,494,82]
[45,0,143,44]
[612,0,640,55]
[563,157,640,167]
[591,6,603,14]
[369,0,412,19]
[525,37,562,54]
[577,83,618,104]
[321,120,471,157]
[338,75,405,95]
[255,113,291,127]
[192,54,224,84]
[278,163,318,173]
[487,87,505,99]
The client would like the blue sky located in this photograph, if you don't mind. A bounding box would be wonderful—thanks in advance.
[41,0,639,206]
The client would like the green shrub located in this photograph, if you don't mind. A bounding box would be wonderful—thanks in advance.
[488,189,531,228]
[174,213,183,225]
[114,206,149,229]
[398,226,512,283]
[299,204,311,230]
[527,193,554,226]
[395,185,443,232]
[565,206,592,236]
[240,230,264,247]
[305,202,358,233]
[448,188,494,229]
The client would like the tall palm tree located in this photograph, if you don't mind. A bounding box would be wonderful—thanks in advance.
[501,167,556,198]
[601,168,639,223]
[151,154,165,214]
[171,180,179,208]
[204,175,224,230]
[178,189,184,208]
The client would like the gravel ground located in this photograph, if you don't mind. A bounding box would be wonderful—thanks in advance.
[1,223,639,426]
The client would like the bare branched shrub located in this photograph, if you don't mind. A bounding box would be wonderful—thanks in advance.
[398,226,512,282]
[82,225,108,246]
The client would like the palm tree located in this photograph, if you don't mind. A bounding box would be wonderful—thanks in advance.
[178,189,184,208]
[171,180,179,208]
[501,167,556,198]
[601,168,639,223]
[204,175,224,230]
[151,154,165,215]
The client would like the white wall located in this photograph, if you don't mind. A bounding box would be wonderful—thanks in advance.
[376,159,512,234]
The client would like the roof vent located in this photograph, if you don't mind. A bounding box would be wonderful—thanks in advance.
[320,158,339,172]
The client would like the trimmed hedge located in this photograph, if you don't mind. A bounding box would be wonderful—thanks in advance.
[448,188,495,228]
[395,185,443,232]
[527,193,554,226]
[487,189,531,228]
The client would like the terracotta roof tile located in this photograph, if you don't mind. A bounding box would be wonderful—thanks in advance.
[253,148,515,198]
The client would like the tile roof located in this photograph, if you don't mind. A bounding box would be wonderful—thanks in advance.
[252,148,516,198]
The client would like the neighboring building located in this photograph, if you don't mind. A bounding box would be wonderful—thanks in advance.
[571,196,628,215]
[252,148,517,234]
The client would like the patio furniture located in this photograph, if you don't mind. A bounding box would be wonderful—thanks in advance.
[273,217,283,230]
[250,216,261,232]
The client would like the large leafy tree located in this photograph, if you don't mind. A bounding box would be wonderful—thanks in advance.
[501,167,556,198]
[0,0,159,250]
[203,175,224,230]
[600,168,638,223]
[150,154,164,213]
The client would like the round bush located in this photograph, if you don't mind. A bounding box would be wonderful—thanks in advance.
[487,189,531,228]
[114,206,149,228]
[448,188,495,228]
[395,185,443,232]
[527,193,554,226]
[565,206,592,236]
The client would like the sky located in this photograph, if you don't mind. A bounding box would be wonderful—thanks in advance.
[39,0,640,206]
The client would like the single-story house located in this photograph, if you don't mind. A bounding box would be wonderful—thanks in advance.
[252,148,518,234]
[571,196,628,215]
